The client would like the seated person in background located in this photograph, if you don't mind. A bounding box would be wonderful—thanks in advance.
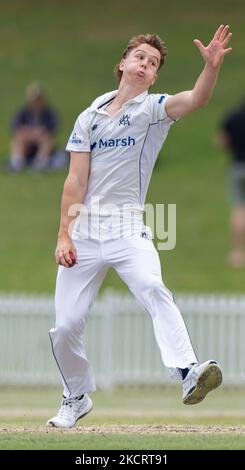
[8,83,65,171]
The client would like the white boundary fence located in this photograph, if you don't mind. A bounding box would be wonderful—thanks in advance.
[1,290,245,388]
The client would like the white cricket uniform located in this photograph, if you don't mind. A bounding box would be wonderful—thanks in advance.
[50,90,197,398]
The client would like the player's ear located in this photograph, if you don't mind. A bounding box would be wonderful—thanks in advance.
[119,58,126,72]
[151,74,158,86]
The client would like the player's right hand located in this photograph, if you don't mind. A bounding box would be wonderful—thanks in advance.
[55,233,78,268]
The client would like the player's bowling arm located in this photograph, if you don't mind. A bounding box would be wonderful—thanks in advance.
[165,64,221,120]
[55,152,90,267]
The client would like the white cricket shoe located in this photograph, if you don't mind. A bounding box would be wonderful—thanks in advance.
[182,360,222,405]
[46,393,93,428]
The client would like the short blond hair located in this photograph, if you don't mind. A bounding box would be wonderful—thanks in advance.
[114,33,167,84]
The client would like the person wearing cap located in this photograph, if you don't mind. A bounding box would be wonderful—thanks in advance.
[8,83,59,171]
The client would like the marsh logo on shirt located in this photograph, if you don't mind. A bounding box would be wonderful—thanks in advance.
[99,136,135,148]
[90,136,136,152]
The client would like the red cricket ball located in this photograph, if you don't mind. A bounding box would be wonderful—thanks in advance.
[68,251,76,267]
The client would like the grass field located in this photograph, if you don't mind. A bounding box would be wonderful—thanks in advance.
[0,386,245,450]
[0,0,245,293]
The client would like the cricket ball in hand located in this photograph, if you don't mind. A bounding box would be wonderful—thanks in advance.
[68,251,76,267]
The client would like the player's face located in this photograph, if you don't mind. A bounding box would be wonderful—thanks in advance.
[119,43,160,89]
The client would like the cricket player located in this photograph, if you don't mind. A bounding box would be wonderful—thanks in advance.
[47,25,232,428]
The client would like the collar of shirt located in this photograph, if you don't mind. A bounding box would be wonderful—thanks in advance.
[91,89,149,114]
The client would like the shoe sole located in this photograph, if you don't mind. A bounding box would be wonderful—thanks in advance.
[183,363,222,405]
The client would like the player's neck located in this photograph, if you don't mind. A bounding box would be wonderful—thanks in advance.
[104,83,148,117]
[114,82,148,107]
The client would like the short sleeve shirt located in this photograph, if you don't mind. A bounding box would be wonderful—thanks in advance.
[66,90,175,215]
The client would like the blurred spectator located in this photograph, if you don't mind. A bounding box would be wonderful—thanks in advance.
[8,83,66,171]
[217,100,245,268]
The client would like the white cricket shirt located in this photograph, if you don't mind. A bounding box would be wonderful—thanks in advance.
[66,90,175,239]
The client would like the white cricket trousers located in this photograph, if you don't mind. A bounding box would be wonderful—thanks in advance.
[49,236,197,398]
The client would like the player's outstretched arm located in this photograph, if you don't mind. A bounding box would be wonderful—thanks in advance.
[165,25,232,120]
[55,152,90,268]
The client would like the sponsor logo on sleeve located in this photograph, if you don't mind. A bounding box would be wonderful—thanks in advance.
[69,133,82,144]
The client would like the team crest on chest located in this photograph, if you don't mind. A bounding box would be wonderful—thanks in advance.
[119,114,131,126]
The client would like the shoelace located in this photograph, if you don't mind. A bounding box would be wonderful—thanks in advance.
[57,397,84,419]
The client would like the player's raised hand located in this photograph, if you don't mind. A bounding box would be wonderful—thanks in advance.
[193,25,232,68]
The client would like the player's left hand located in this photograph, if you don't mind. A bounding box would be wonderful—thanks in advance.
[193,25,232,68]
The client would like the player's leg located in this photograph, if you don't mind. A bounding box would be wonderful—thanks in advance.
[112,237,197,370]
[112,237,222,403]
[47,238,108,427]
[49,239,107,396]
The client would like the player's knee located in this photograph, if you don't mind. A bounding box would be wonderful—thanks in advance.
[55,324,71,338]
[138,276,163,295]
[54,319,86,338]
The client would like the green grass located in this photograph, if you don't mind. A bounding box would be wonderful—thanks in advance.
[0,386,245,449]
[1,433,245,450]
[0,0,245,292]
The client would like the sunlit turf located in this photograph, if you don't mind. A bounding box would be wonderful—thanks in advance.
[0,386,245,449]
